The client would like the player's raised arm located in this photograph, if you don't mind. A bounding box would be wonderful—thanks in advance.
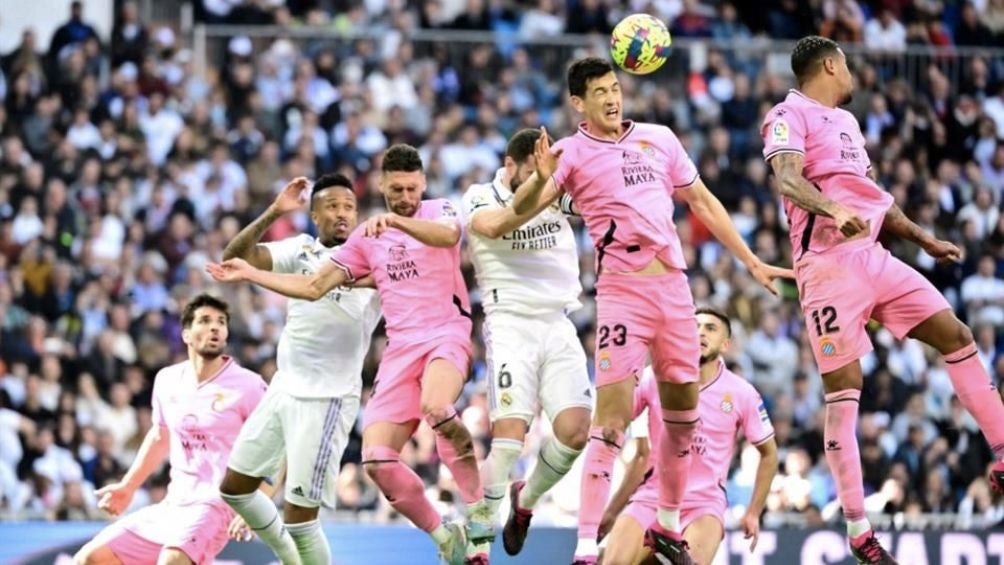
[96,424,170,515]
[223,177,310,270]
[511,127,563,215]
[675,177,794,295]
[366,213,461,247]
[206,257,347,301]
[769,152,867,237]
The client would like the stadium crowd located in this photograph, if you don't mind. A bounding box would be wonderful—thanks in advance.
[1,0,1003,533]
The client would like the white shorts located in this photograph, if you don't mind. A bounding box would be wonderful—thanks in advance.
[228,386,359,508]
[483,311,593,424]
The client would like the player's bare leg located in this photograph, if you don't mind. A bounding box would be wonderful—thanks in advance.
[644,380,698,565]
[156,548,195,565]
[599,514,651,565]
[220,469,303,565]
[681,516,724,565]
[504,406,589,555]
[362,420,467,565]
[575,377,634,563]
[74,541,124,565]
[906,309,1004,492]
[421,358,494,560]
[822,362,895,564]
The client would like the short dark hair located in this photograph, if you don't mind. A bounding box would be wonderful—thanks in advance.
[567,57,615,97]
[696,307,732,336]
[791,36,841,85]
[181,294,230,329]
[311,173,354,205]
[505,128,549,163]
[382,144,423,173]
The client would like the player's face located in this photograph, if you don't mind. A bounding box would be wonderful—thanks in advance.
[697,313,731,364]
[572,72,623,134]
[311,187,357,244]
[380,170,426,217]
[833,49,855,105]
[510,155,537,190]
[182,306,228,359]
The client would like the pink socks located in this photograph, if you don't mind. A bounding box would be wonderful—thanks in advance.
[426,407,484,504]
[362,446,441,533]
[824,389,866,521]
[945,343,1004,458]
[657,408,699,516]
[576,426,623,541]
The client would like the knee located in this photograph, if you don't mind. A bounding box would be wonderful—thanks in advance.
[218,469,258,497]
[950,323,975,352]
[362,446,399,484]
[158,549,194,565]
[592,423,627,449]
[553,408,592,450]
[422,404,458,431]
[74,543,113,565]
[560,428,590,451]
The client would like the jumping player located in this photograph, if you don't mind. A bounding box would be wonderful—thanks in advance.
[217,174,381,565]
[461,128,592,558]
[74,295,267,565]
[207,144,491,565]
[599,308,777,565]
[512,57,791,564]
[761,35,1004,564]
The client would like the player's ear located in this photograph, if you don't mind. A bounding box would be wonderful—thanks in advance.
[570,95,585,113]
[180,327,191,346]
[503,155,517,176]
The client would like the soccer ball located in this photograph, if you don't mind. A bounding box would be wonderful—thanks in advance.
[610,14,672,75]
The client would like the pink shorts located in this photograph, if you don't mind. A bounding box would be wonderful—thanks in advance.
[363,336,471,428]
[796,244,950,374]
[622,479,725,534]
[595,271,699,387]
[99,500,232,565]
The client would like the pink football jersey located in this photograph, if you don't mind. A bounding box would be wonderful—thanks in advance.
[151,356,266,505]
[634,363,774,504]
[331,198,472,343]
[761,90,894,261]
[551,121,698,274]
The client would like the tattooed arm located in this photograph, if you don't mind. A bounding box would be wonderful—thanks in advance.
[223,177,310,270]
[769,152,868,237]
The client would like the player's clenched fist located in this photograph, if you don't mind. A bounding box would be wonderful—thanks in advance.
[364,213,398,238]
[95,482,135,516]
[228,515,254,542]
[832,205,869,238]
[206,258,254,282]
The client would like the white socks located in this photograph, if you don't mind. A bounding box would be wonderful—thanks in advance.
[520,437,582,509]
[220,491,301,565]
[287,519,330,565]
[480,438,523,518]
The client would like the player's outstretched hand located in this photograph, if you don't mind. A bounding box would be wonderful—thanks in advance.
[271,176,311,215]
[206,258,254,283]
[228,515,254,542]
[533,126,563,180]
[749,260,795,296]
[832,206,869,238]
[95,481,135,516]
[741,511,760,552]
[365,213,397,238]
[923,238,963,265]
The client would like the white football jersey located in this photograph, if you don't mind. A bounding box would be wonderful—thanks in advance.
[261,234,381,399]
[462,168,582,317]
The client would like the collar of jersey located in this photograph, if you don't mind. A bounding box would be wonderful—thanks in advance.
[788,89,827,108]
[577,119,636,144]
